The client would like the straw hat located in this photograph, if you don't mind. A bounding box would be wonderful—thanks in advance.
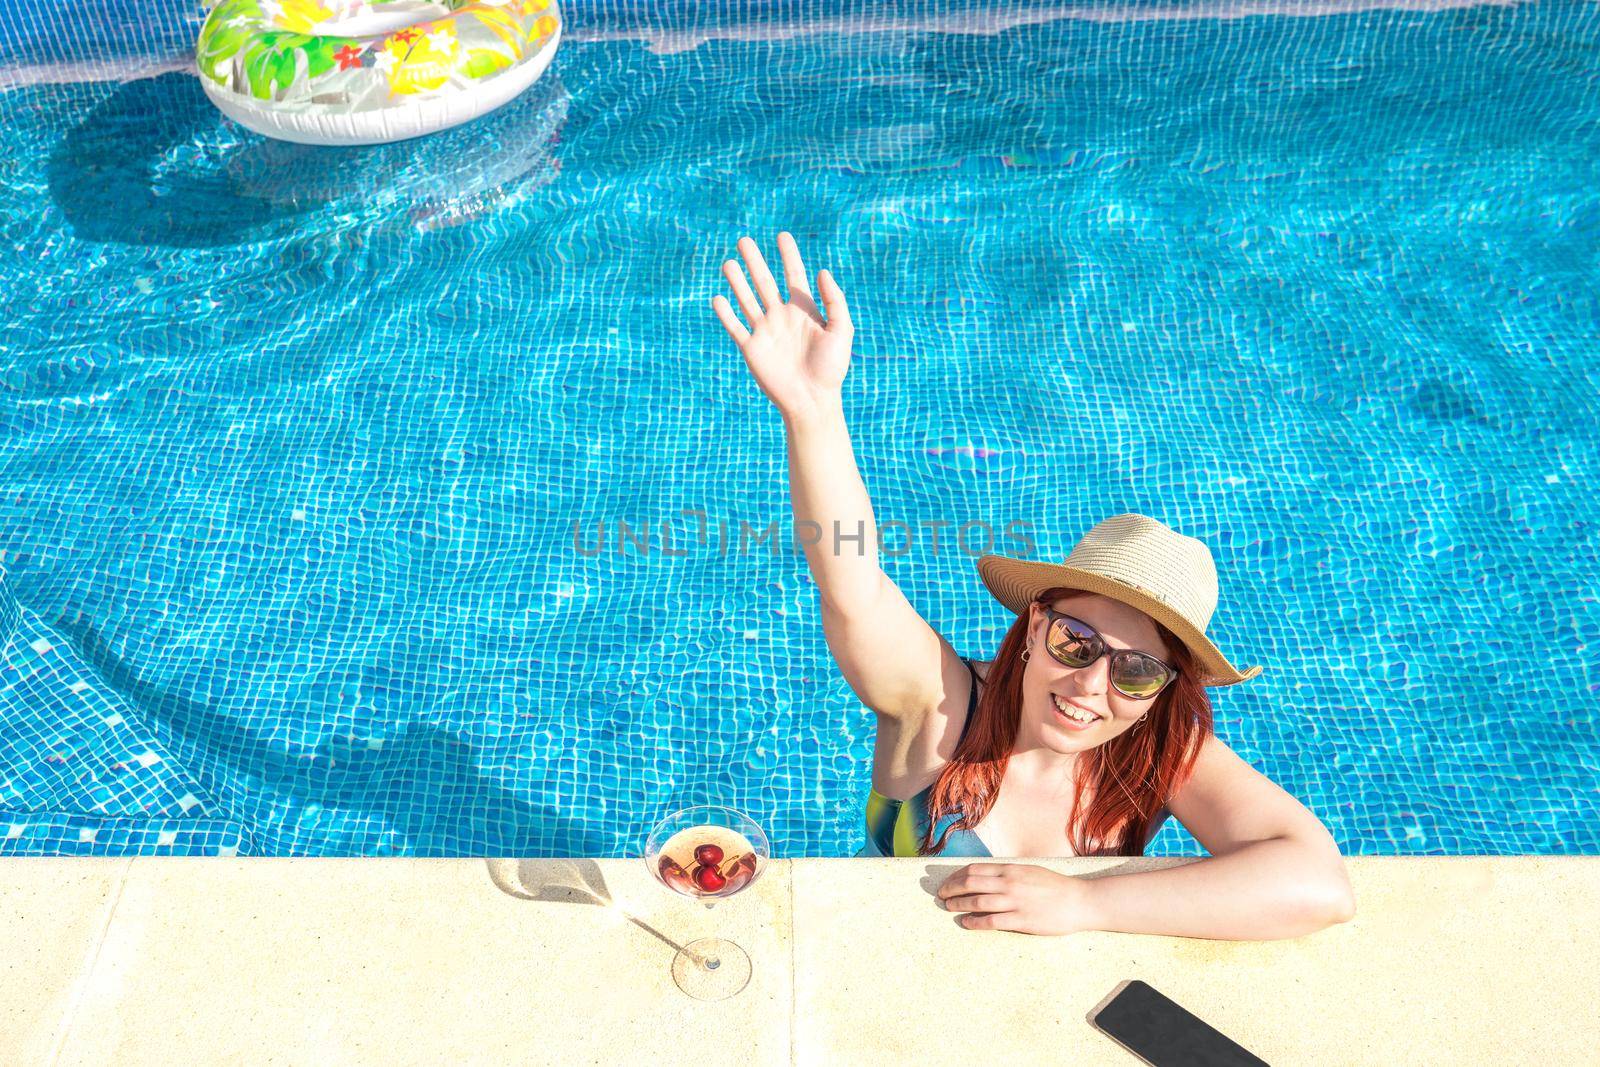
[976,513,1262,688]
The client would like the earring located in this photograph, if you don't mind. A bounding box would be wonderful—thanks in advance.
[1020,645,1032,663]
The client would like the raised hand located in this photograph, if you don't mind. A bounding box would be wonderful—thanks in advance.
[711,232,854,424]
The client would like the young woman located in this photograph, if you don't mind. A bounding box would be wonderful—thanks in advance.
[711,232,1356,941]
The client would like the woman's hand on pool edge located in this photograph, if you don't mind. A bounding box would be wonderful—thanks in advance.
[936,863,1101,936]
[712,232,854,425]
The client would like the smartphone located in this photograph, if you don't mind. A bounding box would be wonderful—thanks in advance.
[1089,980,1270,1066]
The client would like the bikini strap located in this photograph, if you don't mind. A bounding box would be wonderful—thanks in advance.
[957,657,982,746]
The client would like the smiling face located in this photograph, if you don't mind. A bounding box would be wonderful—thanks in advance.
[1018,592,1175,757]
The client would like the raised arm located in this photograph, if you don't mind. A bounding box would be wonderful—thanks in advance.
[712,233,960,719]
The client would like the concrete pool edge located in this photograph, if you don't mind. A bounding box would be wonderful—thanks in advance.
[3,855,1595,1064]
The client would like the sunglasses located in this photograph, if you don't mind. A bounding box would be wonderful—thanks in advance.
[1039,607,1178,701]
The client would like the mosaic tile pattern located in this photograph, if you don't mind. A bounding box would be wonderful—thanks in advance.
[0,1,1597,856]
[0,565,255,854]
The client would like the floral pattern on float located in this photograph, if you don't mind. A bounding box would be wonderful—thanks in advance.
[196,0,560,105]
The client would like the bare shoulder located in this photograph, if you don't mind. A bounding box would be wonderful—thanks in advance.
[970,658,992,683]
[1164,733,1335,856]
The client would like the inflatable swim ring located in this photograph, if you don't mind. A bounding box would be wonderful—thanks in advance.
[196,0,561,145]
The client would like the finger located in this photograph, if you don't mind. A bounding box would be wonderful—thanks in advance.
[936,872,1005,900]
[777,231,813,301]
[937,882,1005,908]
[711,295,750,347]
[960,911,1024,932]
[738,235,783,310]
[945,893,1011,913]
[950,863,1008,881]
[722,259,763,324]
[817,269,853,335]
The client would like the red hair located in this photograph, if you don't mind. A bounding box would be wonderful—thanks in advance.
[920,587,1214,857]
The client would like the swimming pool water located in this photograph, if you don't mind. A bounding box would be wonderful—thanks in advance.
[1,0,1597,857]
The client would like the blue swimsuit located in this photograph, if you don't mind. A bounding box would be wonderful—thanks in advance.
[856,658,992,857]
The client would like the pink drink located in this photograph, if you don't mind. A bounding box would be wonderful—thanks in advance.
[653,824,761,899]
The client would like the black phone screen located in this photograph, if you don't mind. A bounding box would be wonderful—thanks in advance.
[1090,980,1270,1066]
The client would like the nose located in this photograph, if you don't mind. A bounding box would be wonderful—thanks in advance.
[1066,652,1112,696]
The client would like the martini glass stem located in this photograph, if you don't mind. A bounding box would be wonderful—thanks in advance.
[701,899,722,969]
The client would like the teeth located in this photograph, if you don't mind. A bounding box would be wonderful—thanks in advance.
[1052,694,1098,724]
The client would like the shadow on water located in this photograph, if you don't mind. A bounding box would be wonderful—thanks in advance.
[1409,377,1497,428]
[60,612,608,857]
[48,70,570,248]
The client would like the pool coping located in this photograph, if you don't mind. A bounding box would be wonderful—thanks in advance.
[4,855,1597,1064]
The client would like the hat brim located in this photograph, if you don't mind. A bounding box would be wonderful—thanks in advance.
[976,553,1263,688]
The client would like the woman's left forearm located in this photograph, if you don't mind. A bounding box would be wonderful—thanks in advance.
[1081,837,1356,941]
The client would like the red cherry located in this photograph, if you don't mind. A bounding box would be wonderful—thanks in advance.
[694,843,724,867]
[694,865,727,893]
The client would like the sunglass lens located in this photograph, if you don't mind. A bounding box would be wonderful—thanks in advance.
[1114,654,1171,699]
[1046,615,1098,667]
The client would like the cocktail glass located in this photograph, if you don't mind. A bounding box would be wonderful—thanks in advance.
[643,804,770,1001]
